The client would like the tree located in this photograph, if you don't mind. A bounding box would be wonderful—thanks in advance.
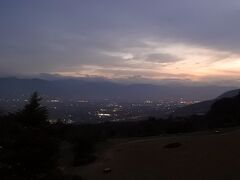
[18,92,48,126]
[207,92,240,128]
[0,92,64,179]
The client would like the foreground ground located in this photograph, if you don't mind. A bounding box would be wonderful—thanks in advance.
[72,129,240,180]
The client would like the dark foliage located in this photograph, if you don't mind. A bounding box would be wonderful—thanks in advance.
[61,124,101,167]
[0,125,59,179]
[207,93,240,128]
[16,92,48,127]
[0,93,64,179]
[0,92,100,179]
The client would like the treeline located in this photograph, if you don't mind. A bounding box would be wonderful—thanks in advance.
[85,115,207,138]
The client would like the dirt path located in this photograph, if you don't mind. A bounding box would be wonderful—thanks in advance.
[72,129,240,180]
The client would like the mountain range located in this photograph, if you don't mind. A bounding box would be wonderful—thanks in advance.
[0,77,236,101]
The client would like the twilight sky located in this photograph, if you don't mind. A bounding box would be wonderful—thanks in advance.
[1,0,240,85]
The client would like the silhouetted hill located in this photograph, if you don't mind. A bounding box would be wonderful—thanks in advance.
[217,89,240,98]
[0,77,235,101]
[208,92,240,127]
[173,89,240,117]
[172,100,214,117]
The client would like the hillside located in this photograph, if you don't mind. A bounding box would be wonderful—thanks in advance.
[74,129,240,180]
[173,89,240,117]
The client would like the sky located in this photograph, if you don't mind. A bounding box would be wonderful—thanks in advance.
[1,0,240,86]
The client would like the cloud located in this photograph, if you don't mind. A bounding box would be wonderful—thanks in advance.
[144,53,181,63]
[1,0,240,85]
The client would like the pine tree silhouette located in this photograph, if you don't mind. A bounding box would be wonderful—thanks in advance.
[18,92,48,126]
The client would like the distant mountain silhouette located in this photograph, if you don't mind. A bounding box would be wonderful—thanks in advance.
[0,77,235,101]
[173,89,240,117]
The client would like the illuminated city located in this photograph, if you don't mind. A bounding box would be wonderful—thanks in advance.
[0,95,199,123]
